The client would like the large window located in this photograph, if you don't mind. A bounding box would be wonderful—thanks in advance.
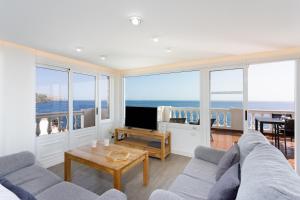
[73,73,96,129]
[125,71,200,123]
[210,69,244,128]
[100,75,110,120]
[36,67,69,136]
[248,61,295,110]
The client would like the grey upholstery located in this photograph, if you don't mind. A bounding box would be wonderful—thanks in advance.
[215,143,239,181]
[150,131,300,200]
[237,131,269,165]
[5,165,62,195]
[194,145,225,165]
[183,158,217,183]
[36,182,99,200]
[0,151,35,177]
[236,143,300,200]
[0,152,127,200]
[169,174,212,200]
[96,189,127,200]
[208,163,240,200]
[149,190,185,200]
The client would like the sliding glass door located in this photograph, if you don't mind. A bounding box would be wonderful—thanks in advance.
[209,67,247,150]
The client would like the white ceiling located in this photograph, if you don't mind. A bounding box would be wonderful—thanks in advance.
[0,0,299,69]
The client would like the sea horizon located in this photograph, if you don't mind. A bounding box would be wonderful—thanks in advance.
[36,99,294,114]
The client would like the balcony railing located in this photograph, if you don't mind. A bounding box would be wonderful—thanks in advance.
[158,106,294,132]
[36,109,95,136]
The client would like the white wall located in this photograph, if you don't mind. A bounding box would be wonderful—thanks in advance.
[99,75,123,141]
[1,44,35,155]
[295,60,300,174]
[0,45,4,155]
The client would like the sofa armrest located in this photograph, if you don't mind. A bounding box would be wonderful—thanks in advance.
[0,151,35,177]
[97,189,127,200]
[149,189,184,200]
[194,145,225,164]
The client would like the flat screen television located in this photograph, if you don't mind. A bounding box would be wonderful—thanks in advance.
[125,106,157,130]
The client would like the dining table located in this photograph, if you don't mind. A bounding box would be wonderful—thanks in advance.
[255,116,285,148]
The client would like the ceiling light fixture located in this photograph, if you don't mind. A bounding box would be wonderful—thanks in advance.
[152,37,159,43]
[165,48,172,53]
[75,47,83,52]
[100,55,107,61]
[129,16,142,26]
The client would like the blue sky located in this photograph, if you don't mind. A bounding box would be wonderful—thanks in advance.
[36,60,295,102]
[36,67,95,100]
[125,71,200,101]
[126,60,295,102]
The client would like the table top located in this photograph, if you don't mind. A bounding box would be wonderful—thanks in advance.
[65,142,147,170]
[255,117,285,124]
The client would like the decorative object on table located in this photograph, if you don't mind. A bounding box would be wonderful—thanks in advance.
[106,151,130,162]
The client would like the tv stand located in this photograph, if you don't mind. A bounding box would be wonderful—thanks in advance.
[114,128,171,160]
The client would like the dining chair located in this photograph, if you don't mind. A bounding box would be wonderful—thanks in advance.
[280,119,294,156]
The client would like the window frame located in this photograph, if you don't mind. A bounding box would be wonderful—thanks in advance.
[99,73,113,123]
[71,70,98,131]
[35,65,70,136]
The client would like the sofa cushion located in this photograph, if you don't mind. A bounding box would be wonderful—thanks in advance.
[0,178,36,200]
[237,131,269,165]
[208,163,240,200]
[5,165,62,196]
[169,174,213,200]
[96,189,127,200]
[0,151,35,177]
[236,143,300,200]
[183,158,218,183]
[36,182,99,200]
[215,143,239,181]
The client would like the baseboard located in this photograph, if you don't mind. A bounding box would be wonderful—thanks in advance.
[38,152,64,168]
[171,150,193,157]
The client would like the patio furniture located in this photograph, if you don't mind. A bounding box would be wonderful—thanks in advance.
[279,119,295,155]
[169,118,186,124]
[255,116,285,149]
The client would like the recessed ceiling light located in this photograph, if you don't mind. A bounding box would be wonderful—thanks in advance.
[129,16,142,26]
[165,48,172,53]
[152,37,159,43]
[100,55,107,61]
[75,47,83,52]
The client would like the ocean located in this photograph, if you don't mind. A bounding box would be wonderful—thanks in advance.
[36,100,294,114]
[36,100,294,129]
[125,100,294,111]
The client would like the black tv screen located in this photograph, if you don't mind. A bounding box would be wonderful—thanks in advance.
[125,106,157,130]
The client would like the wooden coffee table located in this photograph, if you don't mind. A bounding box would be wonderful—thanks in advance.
[64,143,149,190]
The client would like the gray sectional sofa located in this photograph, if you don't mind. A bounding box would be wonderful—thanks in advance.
[0,151,126,200]
[149,131,300,200]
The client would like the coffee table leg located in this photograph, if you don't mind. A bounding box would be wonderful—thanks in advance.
[113,170,122,190]
[143,153,149,186]
[64,153,71,182]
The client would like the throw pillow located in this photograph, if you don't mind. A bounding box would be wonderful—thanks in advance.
[215,143,240,181]
[0,178,36,200]
[208,163,240,200]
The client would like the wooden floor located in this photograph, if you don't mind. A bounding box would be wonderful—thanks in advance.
[48,154,191,200]
[211,129,295,168]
